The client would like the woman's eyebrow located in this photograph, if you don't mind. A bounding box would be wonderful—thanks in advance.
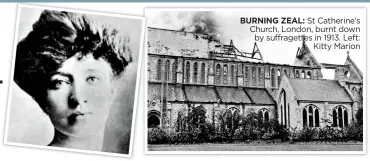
[52,72,74,81]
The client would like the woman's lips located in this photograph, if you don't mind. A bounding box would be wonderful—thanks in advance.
[67,112,92,125]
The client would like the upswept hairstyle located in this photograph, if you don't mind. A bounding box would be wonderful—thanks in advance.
[14,10,132,109]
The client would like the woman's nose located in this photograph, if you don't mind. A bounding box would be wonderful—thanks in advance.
[68,86,80,109]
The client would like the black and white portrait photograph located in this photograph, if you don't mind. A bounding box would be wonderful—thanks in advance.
[145,8,365,154]
[5,4,145,156]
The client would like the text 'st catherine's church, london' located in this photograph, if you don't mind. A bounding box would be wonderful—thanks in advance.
[147,27,363,131]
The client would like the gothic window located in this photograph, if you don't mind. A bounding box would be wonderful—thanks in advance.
[303,109,307,127]
[296,70,300,78]
[315,109,319,127]
[156,59,162,80]
[148,110,161,128]
[281,105,283,124]
[258,108,270,122]
[271,68,275,87]
[301,71,305,78]
[172,60,177,83]
[201,63,206,84]
[280,90,287,126]
[252,67,256,86]
[258,67,264,86]
[164,60,170,81]
[302,105,320,128]
[332,106,350,127]
[216,64,221,84]
[244,66,249,86]
[193,62,198,83]
[307,71,312,79]
[231,65,235,85]
[225,108,240,131]
[223,64,228,84]
[185,61,190,83]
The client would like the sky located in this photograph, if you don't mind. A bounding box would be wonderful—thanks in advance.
[145,8,366,79]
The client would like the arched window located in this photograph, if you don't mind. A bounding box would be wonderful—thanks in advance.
[332,106,349,127]
[201,63,206,84]
[333,110,338,127]
[307,71,311,79]
[172,60,177,83]
[148,110,161,128]
[223,64,228,84]
[185,61,190,83]
[315,109,319,127]
[193,62,198,83]
[279,90,287,127]
[301,71,305,78]
[252,67,256,86]
[164,60,170,81]
[258,67,264,86]
[216,64,221,84]
[303,105,320,127]
[296,70,300,78]
[225,108,240,131]
[156,59,162,80]
[277,69,281,86]
[303,109,307,127]
[231,65,235,85]
[244,66,249,86]
[258,108,270,122]
[264,111,269,122]
[338,106,343,128]
[271,68,275,87]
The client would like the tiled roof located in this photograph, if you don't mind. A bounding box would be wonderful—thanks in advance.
[184,85,218,102]
[287,78,353,103]
[244,88,275,105]
[215,87,252,103]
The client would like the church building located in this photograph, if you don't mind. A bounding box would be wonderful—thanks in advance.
[147,27,363,131]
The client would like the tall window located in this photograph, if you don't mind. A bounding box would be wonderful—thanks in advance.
[258,108,270,122]
[193,62,198,83]
[258,67,264,86]
[307,71,311,79]
[244,66,249,86]
[223,64,228,84]
[172,60,177,83]
[333,106,349,128]
[302,105,320,127]
[296,70,300,78]
[231,65,235,85]
[164,60,170,81]
[201,63,206,84]
[277,69,281,87]
[185,61,190,83]
[271,68,275,87]
[252,67,256,86]
[156,59,162,80]
[216,64,221,84]
[301,71,305,78]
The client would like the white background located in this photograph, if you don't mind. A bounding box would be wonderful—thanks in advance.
[0,2,368,161]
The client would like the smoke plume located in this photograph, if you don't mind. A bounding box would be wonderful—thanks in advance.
[179,11,220,35]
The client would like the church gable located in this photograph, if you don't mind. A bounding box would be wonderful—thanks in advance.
[294,40,321,68]
[344,53,363,82]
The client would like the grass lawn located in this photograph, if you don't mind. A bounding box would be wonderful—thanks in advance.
[148,142,363,151]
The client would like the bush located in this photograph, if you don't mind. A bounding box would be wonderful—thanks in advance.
[148,127,170,144]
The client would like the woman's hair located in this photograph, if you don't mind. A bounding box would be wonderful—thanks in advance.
[14,10,132,110]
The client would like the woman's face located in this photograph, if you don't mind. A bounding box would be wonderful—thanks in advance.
[45,54,116,138]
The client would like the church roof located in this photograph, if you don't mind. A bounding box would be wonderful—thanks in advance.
[184,85,218,102]
[244,88,275,105]
[148,84,186,102]
[287,78,353,103]
[215,87,252,103]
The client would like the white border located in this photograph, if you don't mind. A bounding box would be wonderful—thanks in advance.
[3,3,146,158]
[144,7,367,155]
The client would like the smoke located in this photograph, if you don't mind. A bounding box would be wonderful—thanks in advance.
[179,11,220,35]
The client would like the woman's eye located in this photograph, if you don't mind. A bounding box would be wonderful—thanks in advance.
[86,76,100,84]
[52,80,70,89]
